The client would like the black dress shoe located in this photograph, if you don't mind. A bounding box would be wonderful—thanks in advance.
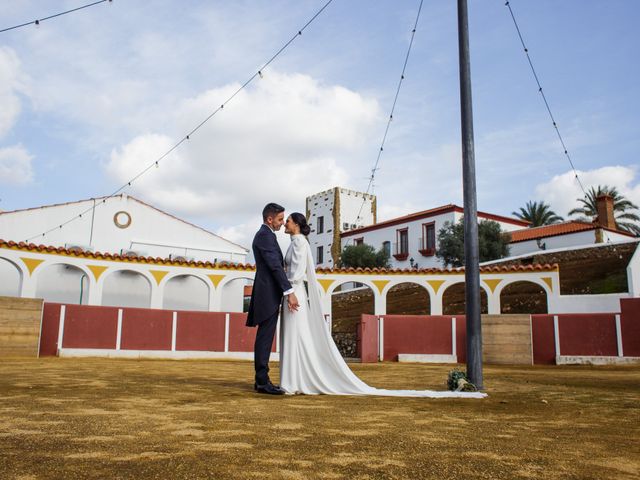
[255,383,285,395]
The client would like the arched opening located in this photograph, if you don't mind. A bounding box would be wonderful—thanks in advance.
[331,282,374,358]
[500,281,548,314]
[102,270,151,308]
[442,282,488,315]
[385,282,430,315]
[35,264,89,304]
[0,258,23,297]
[163,275,210,311]
[220,277,254,313]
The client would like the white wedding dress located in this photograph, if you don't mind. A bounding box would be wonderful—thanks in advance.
[279,234,486,398]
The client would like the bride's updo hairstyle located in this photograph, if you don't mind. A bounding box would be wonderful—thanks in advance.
[290,212,311,236]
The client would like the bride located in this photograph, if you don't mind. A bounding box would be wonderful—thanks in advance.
[279,212,486,399]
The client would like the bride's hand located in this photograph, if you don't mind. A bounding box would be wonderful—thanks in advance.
[287,293,299,312]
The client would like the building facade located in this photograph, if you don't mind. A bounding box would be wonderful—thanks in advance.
[306,187,376,268]
[0,194,248,263]
[0,195,250,311]
[338,204,529,269]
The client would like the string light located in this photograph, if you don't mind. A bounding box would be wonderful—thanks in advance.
[1,0,112,34]
[505,1,586,196]
[504,1,611,241]
[354,0,424,226]
[24,0,335,243]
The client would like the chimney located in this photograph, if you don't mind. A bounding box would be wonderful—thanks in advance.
[595,194,616,230]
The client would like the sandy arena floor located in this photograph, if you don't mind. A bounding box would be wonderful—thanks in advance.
[0,358,638,480]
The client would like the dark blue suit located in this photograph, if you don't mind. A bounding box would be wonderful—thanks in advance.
[246,224,292,385]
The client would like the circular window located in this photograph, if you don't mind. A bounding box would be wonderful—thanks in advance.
[113,211,132,229]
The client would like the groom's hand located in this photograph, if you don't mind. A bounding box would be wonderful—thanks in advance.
[287,293,299,312]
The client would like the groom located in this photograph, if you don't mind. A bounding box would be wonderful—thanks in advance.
[246,203,299,395]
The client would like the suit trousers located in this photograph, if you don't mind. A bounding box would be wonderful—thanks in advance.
[254,309,279,385]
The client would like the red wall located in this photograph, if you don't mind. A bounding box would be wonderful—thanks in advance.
[382,315,453,361]
[357,314,379,363]
[620,298,640,356]
[531,315,556,365]
[39,303,61,356]
[62,304,119,349]
[120,308,173,351]
[558,314,618,356]
[175,311,225,351]
[37,300,640,363]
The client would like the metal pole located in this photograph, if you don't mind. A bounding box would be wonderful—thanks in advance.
[457,0,483,390]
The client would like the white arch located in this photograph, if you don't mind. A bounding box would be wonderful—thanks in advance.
[327,278,379,297]
[34,262,92,304]
[494,277,552,298]
[216,273,256,291]
[219,275,254,313]
[0,256,25,297]
[441,279,490,298]
[162,273,211,311]
[383,280,432,314]
[496,278,550,313]
[101,268,153,308]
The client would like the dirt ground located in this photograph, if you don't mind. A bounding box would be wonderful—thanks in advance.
[0,358,638,480]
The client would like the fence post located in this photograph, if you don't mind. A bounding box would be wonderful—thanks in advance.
[553,315,561,358]
[615,314,623,357]
[378,316,384,362]
[56,305,66,354]
[116,309,123,350]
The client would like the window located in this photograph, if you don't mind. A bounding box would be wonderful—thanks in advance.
[393,228,409,260]
[316,246,324,264]
[354,237,364,246]
[382,241,391,257]
[317,216,324,234]
[420,222,436,256]
[399,229,408,253]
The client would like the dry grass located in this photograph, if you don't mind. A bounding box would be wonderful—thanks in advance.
[0,358,638,479]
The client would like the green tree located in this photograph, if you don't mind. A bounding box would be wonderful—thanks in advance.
[512,200,563,227]
[339,243,390,269]
[436,218,511,267]
[568,185,640,235]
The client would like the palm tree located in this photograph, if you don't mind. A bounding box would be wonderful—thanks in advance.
[512,201,564,227]
[568,185,640,236]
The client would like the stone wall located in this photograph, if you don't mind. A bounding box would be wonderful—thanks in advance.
[496,242,638,294]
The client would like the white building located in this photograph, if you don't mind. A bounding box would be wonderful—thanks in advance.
[336,203,529,269]
[306,187,376,268]
[0,194,250,311]
[0,194,248,263]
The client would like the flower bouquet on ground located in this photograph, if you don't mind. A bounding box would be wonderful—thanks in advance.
[447,368,478,392]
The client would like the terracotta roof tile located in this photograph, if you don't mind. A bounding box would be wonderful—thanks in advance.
[509,221,635,243]
[1,239,559,274]
[341,204,530,237]
[0,239,256,271]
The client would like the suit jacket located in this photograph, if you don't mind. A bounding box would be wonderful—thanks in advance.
[246,224,293,327]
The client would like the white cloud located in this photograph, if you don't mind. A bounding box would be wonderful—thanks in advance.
[0,145,34,185]
[0,46,29,138]
[107,71,380,228]
[535,166,640,217]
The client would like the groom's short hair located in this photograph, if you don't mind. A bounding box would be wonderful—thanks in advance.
[262,203,285,221]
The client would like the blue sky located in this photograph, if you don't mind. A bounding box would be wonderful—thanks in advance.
[1,0,638,248]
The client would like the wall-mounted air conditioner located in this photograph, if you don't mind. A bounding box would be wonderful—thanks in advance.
[170,254,195,263]
[120,248,146,258]
[65,243,94,253]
